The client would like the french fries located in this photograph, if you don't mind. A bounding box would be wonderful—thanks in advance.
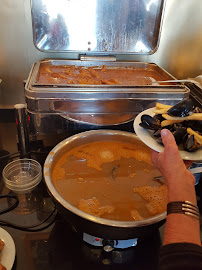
[139,101,202,152]
[187,128,202,144]
[154,101,202,142]
[162,113,202,121]
[153,102,202,126]
[161,120,183,127]
[155,102,172,110]
[153,108,168,114]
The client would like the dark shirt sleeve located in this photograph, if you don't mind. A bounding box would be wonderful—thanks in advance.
[159,243,202,270]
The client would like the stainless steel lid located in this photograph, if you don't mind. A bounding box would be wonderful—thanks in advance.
[31,0,165,54]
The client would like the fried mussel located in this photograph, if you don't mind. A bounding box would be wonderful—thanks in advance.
[139,99,202,152]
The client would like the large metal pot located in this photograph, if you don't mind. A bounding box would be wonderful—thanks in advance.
[44,130,166,240]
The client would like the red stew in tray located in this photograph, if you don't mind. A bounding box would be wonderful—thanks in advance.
[38,64,165,85]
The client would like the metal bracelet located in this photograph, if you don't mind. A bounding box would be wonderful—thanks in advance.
[167,201,199,220]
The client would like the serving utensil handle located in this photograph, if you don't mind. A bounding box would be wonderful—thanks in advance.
[154,167,202,181]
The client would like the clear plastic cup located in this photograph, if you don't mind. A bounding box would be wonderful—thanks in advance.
[3,159,42,194]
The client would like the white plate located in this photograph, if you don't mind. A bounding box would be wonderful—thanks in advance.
[133,107,202,161]
[0,227,15,270]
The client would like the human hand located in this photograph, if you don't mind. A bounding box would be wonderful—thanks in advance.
[152,131,200,247]
[151,129,195,187]
[184,160,193,169]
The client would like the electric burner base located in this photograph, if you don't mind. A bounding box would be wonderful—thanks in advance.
[83,232,138,252]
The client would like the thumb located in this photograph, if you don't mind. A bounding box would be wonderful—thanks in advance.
[161,129,178,150]
[160,128,188,172]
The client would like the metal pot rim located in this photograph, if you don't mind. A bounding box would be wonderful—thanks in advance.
[43,129,167,228]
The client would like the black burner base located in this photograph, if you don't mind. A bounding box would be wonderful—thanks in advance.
[48,219,162,270]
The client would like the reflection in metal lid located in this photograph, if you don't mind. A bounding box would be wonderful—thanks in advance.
[31,0,165,54]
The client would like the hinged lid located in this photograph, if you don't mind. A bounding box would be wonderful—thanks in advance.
[31,0,165,54]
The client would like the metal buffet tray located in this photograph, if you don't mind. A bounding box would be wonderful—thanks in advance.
[32,59,176,88]
[25,59,190,126]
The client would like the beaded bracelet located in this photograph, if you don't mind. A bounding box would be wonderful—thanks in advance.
[167,201,199,220]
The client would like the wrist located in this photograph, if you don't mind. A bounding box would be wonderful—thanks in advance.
[163,213,201,246]
[165,169,195,186]
[165,173,196,204]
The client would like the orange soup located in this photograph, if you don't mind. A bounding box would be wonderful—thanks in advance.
[38,65,165,85]
[52,140,167,221]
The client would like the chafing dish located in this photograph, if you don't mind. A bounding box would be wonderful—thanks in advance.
[25,59,190,134]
